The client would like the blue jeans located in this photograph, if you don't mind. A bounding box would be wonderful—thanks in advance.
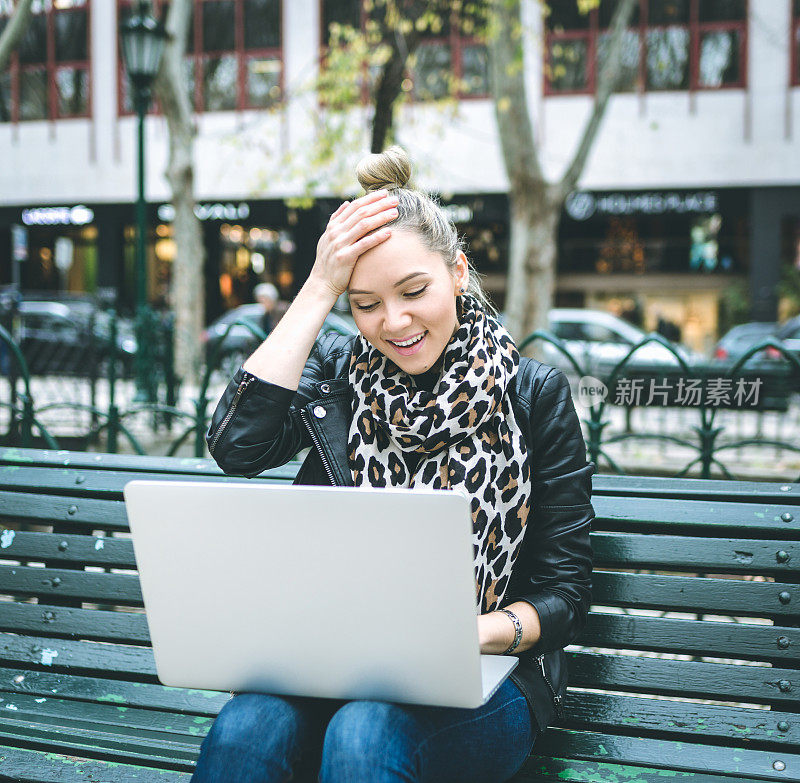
[190,677,536,783]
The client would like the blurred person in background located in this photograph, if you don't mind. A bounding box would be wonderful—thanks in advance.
[254,283,284,337]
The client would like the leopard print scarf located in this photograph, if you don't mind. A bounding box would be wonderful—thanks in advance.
[347,293,531,614]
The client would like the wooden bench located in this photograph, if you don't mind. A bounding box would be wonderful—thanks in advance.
[0,447,797,782]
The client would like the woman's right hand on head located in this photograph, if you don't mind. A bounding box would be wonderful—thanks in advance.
[308,189,399,299]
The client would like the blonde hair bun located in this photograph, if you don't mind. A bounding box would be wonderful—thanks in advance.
[356,145,413,193]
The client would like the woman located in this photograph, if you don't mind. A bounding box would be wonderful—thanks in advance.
[197,146,593,783]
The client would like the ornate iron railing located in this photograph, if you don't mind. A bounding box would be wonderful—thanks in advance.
[1,313,798,480]
[519,329,800,481]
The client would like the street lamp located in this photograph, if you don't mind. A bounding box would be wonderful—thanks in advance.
[120,1,168,403]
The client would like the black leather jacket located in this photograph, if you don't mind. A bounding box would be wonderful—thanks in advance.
[206,331,594,732]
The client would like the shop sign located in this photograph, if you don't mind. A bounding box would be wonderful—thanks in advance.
[442,204,474,224]
[566,191,719,221]
[21,205,94,226]
[157,202,251,222]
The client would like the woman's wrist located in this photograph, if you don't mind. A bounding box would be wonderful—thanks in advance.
[478,611,516,654]
[477,602,542,655]
[241,278,338,387]
[301,275,342,309]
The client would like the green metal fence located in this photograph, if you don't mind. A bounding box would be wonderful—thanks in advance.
[1,313,799,480]
[520,329,800,480]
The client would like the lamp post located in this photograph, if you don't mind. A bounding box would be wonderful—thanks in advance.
[119,1,167,403]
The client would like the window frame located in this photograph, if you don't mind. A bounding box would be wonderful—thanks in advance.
[317,0,491,106]
[116,0,284,117]
[1,1,92,124]
[544,0,748,96]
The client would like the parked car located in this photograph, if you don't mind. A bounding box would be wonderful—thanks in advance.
[202,304,356,375]
[765,314,800,368]
[712,322,779,365]
[1,297,136,378]
[541,308,698,376]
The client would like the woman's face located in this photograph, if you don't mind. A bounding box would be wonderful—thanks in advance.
[347,229,469,375]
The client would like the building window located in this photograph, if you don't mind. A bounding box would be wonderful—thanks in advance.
[117,0,282,115]
[545,0,747,95]
[319,1,489,102]
[793,0,800,86]
[0,0,91,123]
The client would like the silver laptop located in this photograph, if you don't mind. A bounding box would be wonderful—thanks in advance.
[123,480,517,709]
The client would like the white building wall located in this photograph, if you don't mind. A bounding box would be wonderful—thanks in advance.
[0,0,798,206]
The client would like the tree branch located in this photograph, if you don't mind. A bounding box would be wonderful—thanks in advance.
[558,0,638,198]
[155,0,193,130]
[0,0,34,73]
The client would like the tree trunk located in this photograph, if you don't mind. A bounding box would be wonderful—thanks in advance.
[506,186,560,354]
[488,0,638,354]
[0,0,34,73]
[154,0,205,385]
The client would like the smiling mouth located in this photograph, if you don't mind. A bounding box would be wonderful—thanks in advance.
[386,331,426,348]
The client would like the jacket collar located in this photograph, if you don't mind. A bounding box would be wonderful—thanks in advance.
[301,363,529,488]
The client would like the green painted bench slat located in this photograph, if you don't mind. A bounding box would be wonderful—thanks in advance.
[561,691,799,748]
[0,745,190,782]
[567,652,800,706]
[579,613,800,662]
[0,632,156,677]
[0,446,299,481]
[0,690,214,743]
[5,567,795,621]
[0,717,200,769]
[0,530,135,568]
[520,757,777,783]
[591,475,800,504]
[9,529,797,576]
[6,600,794,658]
[591,571,800,617]
[0,490,128,531]
[591,532,799,575]
[0,465,264,498]
[592,496,800,536]
[0,603,150,645]
[533,729,798,781]
[0,667,228,715]
[0,565,143,604]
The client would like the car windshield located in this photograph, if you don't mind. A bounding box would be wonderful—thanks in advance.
[777,320,800,340]
[721,324,777,343]
[552,320,633,344]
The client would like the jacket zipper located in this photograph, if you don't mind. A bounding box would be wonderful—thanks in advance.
[209,375,253,456]
[300,407,337,486]
[536,653,564,719]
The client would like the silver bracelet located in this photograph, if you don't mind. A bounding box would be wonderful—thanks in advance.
[499,609,523,655]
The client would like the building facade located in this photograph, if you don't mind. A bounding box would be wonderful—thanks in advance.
[0,0,799,354]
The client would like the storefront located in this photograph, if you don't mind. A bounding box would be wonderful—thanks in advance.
[0,193,510,320]
[555,187,755,354]
[5,188,792,346]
